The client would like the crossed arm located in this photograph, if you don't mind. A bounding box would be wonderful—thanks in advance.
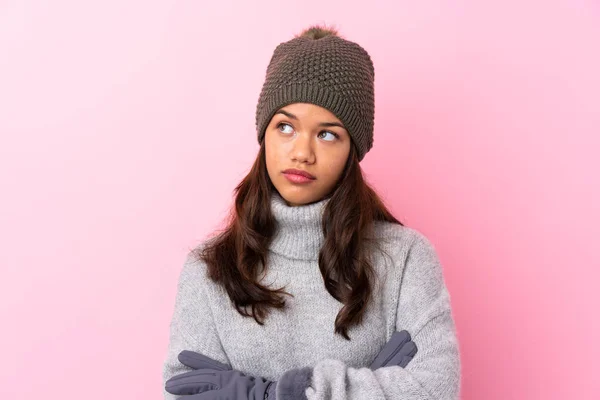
[165,328,417,399]
[163,231,461,400]
[304,232,462,400]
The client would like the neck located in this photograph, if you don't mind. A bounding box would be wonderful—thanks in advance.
[268,191,332,261]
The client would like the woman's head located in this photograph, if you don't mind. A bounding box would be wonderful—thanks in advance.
[264,102,352,206]
[255,24,376,164]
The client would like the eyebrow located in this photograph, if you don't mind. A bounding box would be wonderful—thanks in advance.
[275,110,346,130]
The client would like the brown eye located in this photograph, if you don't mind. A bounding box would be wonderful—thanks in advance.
[277,123,294,134]
[318,131,339,141]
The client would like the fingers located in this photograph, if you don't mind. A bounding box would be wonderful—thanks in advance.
[389,330,412,349]
[174,389,228,400]
[181,387,235,400]
[169,372,269,400]
[369,330,412,370]
[399,355,414,368]
[385,340,418,367]
[165,369,221,395]
[177,350,232,371]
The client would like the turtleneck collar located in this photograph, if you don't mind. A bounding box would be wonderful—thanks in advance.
[268,191,332,261]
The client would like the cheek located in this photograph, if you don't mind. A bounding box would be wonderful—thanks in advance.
[266,134,293,161]
[323,148,349,175]
[320,159,345,181]
[265,140,284,175]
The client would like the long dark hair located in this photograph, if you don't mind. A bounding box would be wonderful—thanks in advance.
[191,141,403,340]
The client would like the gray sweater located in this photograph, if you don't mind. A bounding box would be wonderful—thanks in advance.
[162,191,461,399]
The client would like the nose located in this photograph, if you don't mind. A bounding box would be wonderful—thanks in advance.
[290,131,315,163]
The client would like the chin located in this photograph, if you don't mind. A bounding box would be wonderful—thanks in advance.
[278,187,321,206]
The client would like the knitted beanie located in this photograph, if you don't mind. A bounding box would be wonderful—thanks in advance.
[255,28,375,162]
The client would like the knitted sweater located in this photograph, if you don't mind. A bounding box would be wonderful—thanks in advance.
[162,191,461,399]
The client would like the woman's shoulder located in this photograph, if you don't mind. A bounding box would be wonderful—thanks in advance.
[176,240,213,284]
[179,238,232,295]
[370,221,443,278]
[372,220,433,253]
[372,220,446,284]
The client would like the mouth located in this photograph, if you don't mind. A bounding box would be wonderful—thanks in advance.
[282,169,316,180]
[282,169,316,184]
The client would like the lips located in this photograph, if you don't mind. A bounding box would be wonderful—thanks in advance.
[282,169,316,179]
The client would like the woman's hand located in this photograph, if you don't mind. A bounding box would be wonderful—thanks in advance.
[165,351,275,399]
[370,329,418,369]
[165,329,418,399]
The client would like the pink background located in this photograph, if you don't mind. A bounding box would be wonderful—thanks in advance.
[1,1,598,398]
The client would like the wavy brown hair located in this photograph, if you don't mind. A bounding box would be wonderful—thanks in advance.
[192,139,403,340]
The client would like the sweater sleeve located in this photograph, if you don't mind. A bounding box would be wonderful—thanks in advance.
[304,231,462,400]
[161,250,231,400]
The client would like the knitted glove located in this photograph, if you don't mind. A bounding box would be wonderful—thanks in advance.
[166,330,417,400]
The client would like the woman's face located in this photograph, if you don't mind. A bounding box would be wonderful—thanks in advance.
[265,102,351,206]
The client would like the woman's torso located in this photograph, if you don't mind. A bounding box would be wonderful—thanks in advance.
[199,222,414,381]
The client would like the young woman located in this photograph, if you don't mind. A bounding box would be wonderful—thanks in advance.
[162,25,461,400]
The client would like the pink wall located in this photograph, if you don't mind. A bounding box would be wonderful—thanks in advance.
[1,1,598,398]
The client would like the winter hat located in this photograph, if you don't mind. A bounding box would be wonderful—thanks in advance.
[255,26,375,162]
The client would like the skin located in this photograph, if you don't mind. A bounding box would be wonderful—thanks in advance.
[265,102,351,206]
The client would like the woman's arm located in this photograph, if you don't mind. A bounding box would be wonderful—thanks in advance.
[302,231,462,400]
[162,251,230,400]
